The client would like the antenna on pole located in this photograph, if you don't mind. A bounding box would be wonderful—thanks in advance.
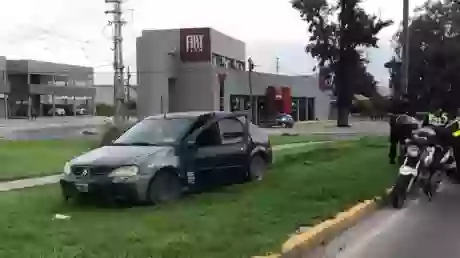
[105,0,126,126]
[276,57,280,75]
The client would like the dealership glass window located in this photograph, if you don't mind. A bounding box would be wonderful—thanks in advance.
[229,59,236,69]
[230,95,250,112]
[219,82,225,112]
[220,56,227,67]
[212,54,218,66]
[236,61,245,70]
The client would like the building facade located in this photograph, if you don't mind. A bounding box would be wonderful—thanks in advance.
[136,27,331,123]
[0,59,96,119]
[0,57,9,118]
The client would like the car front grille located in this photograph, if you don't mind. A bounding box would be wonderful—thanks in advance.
[71,166,114,176]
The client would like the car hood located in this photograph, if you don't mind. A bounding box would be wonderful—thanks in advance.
[71,145,173,166]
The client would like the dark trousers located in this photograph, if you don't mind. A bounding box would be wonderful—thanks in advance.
[389,116,399,162]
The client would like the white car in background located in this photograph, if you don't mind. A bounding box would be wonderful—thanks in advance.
[75,108,87,115]
[49,108,66,116]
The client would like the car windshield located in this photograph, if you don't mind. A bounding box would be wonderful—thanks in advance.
[113,118,193,145]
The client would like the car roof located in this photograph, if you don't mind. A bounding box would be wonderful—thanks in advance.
[145,111,246,120]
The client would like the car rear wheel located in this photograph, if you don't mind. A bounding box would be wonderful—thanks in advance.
[147,171,183,204]
[248,155,267,181]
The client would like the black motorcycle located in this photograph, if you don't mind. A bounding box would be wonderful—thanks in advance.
[390,120,455,208]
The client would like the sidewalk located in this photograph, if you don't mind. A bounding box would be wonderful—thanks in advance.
[0,141,329,192]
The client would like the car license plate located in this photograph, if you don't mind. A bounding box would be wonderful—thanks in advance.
[75,183,89,192]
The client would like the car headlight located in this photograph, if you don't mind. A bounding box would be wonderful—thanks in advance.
[64,162,71,175]
[108,166,139,177]
[407,145,419,157]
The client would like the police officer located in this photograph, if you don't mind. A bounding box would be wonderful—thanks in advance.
[388,95,411,164]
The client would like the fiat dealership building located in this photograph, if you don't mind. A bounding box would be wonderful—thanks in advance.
[136,27,331,124]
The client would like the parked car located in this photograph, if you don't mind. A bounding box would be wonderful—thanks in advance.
[275,113,295,128]
[49,108,66,116]
[60,111,273,204]
[75,107,87,115]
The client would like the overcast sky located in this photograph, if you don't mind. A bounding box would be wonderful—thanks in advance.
[0,0,425,85]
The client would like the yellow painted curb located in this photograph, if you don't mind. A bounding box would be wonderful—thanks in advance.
[280,199,378,258]
[252,188,393,258]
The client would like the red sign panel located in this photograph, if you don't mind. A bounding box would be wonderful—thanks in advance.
[180,28,211,62]
[281,87,292,114]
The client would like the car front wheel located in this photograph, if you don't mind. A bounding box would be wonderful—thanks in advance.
[248,155,267,181]
[147,170,183,204]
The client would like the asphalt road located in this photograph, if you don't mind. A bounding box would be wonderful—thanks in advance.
[318,181,460,258]
[1,125,98,140]
[0,119,388,140]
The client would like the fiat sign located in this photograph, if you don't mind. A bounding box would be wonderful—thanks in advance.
[180,28,211,62]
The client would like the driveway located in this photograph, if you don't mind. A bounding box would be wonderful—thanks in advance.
[321,182,460,258]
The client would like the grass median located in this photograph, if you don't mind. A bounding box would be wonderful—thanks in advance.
[268,134,330,146]
[0,135,325,181]
[0,137,395,258]
[0,139,93,181]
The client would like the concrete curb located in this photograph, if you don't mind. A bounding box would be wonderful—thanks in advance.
[253,189,392,258]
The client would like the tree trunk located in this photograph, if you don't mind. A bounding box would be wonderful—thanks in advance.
[337,107,350,127]
[335,0,352,128]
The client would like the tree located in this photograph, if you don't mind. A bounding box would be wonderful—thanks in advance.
[393,0,460,113]
[292,0,392,126]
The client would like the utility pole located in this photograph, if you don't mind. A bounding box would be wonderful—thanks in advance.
[125,66,132,119]
[105,0,126,126]
[248,57,255,123]
[276,57,280,75]
[126,66,131,102]
[401,0,410,97]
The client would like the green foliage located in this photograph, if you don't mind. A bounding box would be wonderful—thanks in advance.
[95,104,114,117]
[392,0,460,112]
[98,120,136,147]
[292,0,392,125]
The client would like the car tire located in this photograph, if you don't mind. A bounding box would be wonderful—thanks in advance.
[147,170,183,204]
[248,155,267,181]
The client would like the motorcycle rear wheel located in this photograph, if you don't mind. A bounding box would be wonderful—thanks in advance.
[390,174,414,209]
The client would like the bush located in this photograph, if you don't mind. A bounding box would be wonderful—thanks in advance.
[95,104,114,117]
[98,119,136,147]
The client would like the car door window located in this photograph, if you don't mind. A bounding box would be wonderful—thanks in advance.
[218,118,245,144]
[195,123,222,147]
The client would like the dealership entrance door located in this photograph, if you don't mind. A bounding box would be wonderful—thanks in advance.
[307,97,315,120]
